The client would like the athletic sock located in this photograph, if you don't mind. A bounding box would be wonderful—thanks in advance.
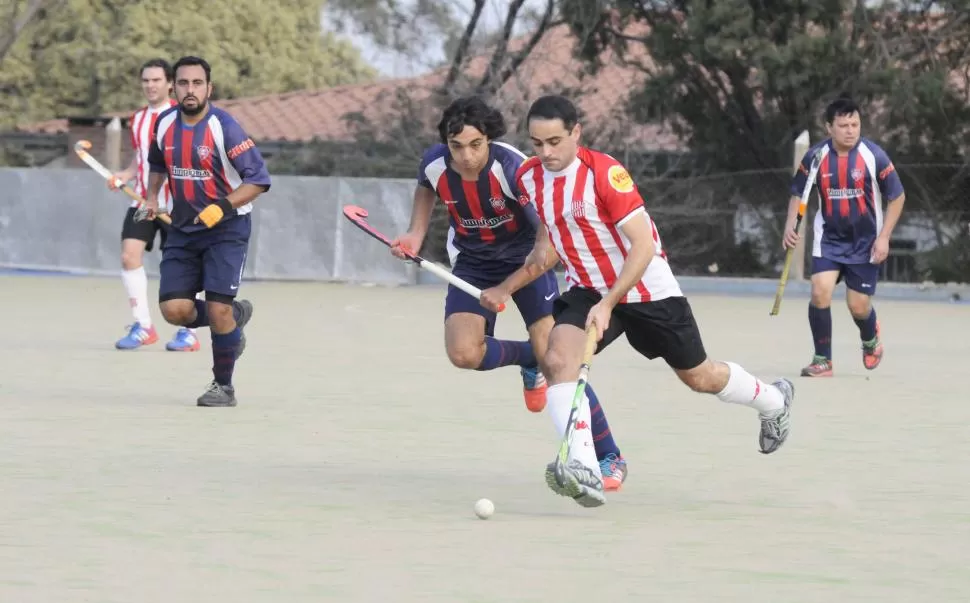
[186,299,209,329]
[476,337,537,371]
[546,382,599,470]
[211,328,242,386]
[121,267,152,328]
[854,307,878,343]
[587,385,621,460]
[808,304,832,359]
[715,361,785,415]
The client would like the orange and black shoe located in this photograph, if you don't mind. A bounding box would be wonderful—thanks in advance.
[862,321,883,370]
[520,366,547,413]
[800,355,833,377]
[599,454,628,491]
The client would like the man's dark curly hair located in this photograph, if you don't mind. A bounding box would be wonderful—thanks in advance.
[437,96,507,143]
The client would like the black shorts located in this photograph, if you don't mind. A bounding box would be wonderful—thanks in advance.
[121,206,167,252]
[553,287,708,371]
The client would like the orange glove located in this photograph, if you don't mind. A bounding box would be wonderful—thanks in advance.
[195,198,234,228]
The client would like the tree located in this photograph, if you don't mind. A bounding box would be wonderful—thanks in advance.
[0,0,376,128]
[560,0,970,279]
[0,0,65,66]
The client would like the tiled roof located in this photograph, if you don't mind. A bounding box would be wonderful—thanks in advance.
[15,24,684,152]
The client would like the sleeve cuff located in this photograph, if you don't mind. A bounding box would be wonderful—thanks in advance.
[615,205,646,228]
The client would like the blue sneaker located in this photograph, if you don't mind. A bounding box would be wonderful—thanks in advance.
[166,328,200,352]
[599,453,628,492]
[115,322,158,350]
[520,365,547,413]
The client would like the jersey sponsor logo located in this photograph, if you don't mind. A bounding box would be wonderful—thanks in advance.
[607,164,634,193]
[458,214,514,230]
[171,166,213,180]
[489,196,506,210]
[879,163,895,180]
[227,138,255,160]
[826,187,864,199]
[196,145,212,160]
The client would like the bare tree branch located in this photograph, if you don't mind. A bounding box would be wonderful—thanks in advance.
[439,0,487,95]
[481,0,560,95]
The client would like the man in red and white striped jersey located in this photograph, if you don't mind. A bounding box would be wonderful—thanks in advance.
[108,58,200,353]
[514,95,796,507]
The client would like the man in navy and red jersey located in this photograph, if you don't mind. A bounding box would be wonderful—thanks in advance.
[515,95,794,508]
[785,95,906,378]
[144,55,270,408]
[389,96,630,491]
[107,58,200,352]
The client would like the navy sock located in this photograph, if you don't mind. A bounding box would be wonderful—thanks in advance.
[476,337,537,371]
[588,385,621,460]
[854,307,878,342]
[211,328,242,386]
[808,304,832,359]
[186,299,209,328]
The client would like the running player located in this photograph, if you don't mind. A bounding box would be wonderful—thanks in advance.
[390,96,629,490]
[109,58,201,352]
[515,95,795,507]
[143,56,270,407]
[784,95,905,377]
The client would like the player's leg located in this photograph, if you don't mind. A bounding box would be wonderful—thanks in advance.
[163,224,202,352]
[116,208,159,349]
[803,257,841,377]
[515,271,628,490]
[619,297,794,454]
[442,259,537,374]
[195,228,255,408]
[540,288,625,505]
[843,263,882,369]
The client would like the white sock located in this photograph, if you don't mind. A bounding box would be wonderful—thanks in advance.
[121,267,152,328]
[715,361,784,414]
[546,382,600,471]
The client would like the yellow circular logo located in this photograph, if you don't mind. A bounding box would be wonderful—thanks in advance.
[608,165,634,193]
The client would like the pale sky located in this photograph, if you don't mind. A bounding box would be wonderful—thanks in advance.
[327,0,542,78]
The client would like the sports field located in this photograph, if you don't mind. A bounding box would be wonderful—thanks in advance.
[1,274,967,602]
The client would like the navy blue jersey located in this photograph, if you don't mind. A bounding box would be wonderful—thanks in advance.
[148,106,271,233]
[791,137,904,264]
[417,141,535,263]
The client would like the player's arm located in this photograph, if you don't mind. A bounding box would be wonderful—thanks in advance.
[602,210,656,308]
[223,125,271,208]
[145,130,166,211]
[782,151,814,249]
[407,184,436,242]
[875,153,906,241]
[598,163,655,308]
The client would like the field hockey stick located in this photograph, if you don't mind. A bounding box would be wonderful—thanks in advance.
[74,140,172,225]
[770,145,826,316]
[342,204,505,312]
[552,327,599,487]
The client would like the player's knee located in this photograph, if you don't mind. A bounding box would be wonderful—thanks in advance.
[206,301,234,330]
[847,296,871,318]
[446,344,483,370]
[120,249,142,270]
[810,286,833,307]
[540,346,573,384]
[159,300,194,325]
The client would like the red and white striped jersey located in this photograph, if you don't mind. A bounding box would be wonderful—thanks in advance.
[515,147,682,304]
[128,100,176,210]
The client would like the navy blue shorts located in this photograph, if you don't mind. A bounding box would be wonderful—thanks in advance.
[159,215,251,301]
[445,255,559,335]
[812,256,879,295]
